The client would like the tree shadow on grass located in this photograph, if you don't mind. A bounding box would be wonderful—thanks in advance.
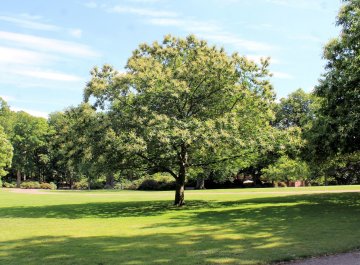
[0,192,358,220]
[0,193,359,264]
[0,200,213,219]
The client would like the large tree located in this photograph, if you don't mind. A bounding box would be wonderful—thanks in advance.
[11,112,49,187]
[85,35,275,205]
[314,0,360,155]
[0,125,13,184]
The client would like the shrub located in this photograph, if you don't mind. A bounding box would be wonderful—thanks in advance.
[90,181,104,190]
[40,182,57,190]
[138,174,176,191]
[20,181,40,189]
[3,182,16,188]
[73,179,89,190]
[138,179,159,190]
[117,179,143,190]
[277,181,287,187]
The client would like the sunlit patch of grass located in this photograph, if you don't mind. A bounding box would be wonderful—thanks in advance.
[0,187,359,264]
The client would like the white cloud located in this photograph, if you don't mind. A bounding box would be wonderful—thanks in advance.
[14,69,83,82]
[108,5,177,17]
[0,31,99,57]
[272,71,294,79]
[291,34,323,43]
[69,28,83,38]
[0,95,15,102]
[84,1,98,8]
[12,107,49,118]
[265,0,326,11]
[199,32,274,52]
[147,17,274,52]
[0,46,54,65]
[0,15,60,31]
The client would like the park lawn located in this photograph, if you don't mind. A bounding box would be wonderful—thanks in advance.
[0,187,359,265]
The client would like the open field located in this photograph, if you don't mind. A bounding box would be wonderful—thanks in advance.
[0,186,360,264]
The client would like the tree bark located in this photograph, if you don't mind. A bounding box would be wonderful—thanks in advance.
[105,174,115,189]
[174,177,185,206]
[195,177,205,189]
[16,170,21,188]
[174,143,187,206]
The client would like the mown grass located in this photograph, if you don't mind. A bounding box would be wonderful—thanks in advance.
[0,186,359,265]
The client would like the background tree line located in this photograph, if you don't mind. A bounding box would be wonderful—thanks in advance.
[0,0,358,205]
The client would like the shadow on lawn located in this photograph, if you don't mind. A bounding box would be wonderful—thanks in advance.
[0,193,360,265]
[0,193,359,264]
[0,192,359,220]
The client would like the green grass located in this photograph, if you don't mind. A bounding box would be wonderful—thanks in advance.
[0,186,359,265]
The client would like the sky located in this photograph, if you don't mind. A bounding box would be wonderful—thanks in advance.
[0,0,342,118]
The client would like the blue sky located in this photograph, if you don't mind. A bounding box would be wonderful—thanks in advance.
[0,0,341,118]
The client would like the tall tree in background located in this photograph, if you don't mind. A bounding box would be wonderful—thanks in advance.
[0,126,13,185]
[85,35,275,205]
[314,0,360,155]
[11,112,49,187]
[274,88,317,130]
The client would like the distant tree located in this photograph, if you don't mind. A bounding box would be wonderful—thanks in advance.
[11,112,49,187]
[274,89,317,130]
[262,156,310,185]
[0,125,13,185]
[85,35,275,205]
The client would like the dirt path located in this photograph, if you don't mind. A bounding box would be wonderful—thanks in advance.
[280,250,360,265]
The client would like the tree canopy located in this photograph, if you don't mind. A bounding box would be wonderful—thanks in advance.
[314,0,360,155]
[85,35,276,205]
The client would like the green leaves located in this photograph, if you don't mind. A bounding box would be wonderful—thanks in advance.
[85,34,276,182]
[262,156,310,182]
[314,0,360,155]
[0,125,13,178]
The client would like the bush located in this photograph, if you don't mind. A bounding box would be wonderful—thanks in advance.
[138,174,176,191]
[2,181,16,188]
[40,182,57,190]
[20,181,40,189]
[277,181,287,187]
[90,181,104,190]
[138,179,159,190]
[115,179,143,190]
[73,179,89,190]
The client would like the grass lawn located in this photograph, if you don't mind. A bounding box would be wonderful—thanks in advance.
[0,186,359,265]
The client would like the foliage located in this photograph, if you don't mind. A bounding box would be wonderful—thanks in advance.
[262,155,310,183]
[313,0,360,155]
[40,182,57,190]
[0,125,13,186]
[85,35,275,205]
[313,151,360,185]
[20,181,41,189]
[138,174,176,190]
[2,181,16,188]
[73,179,89,190]
[274,88,318,130]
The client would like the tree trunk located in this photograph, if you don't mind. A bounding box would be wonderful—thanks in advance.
[195,177,205,189]
[23,173,26,181]
[174,177,185,206]
[105,174,115,189]
[16,170,21,188]
[69,174,73,190]
[174,143,187,206]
